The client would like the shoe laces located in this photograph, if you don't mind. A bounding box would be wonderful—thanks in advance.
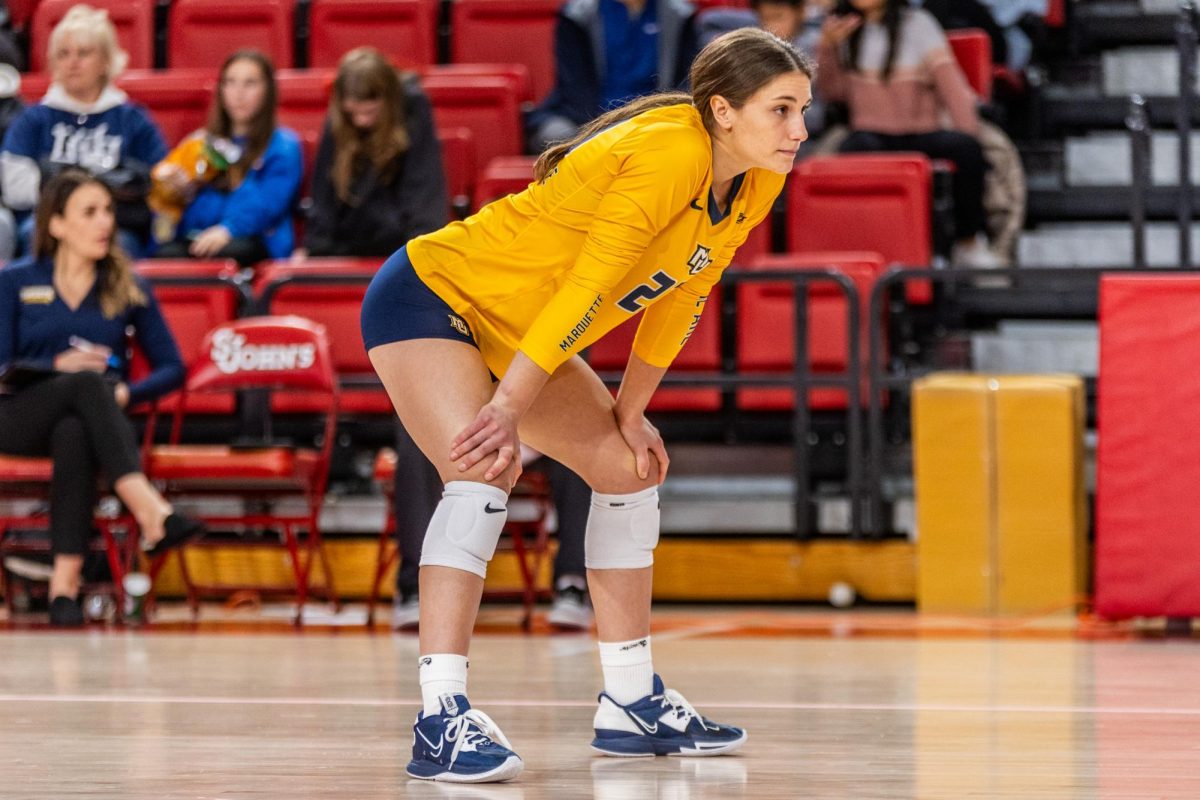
[444,708,513,766]
[656,688,715,732]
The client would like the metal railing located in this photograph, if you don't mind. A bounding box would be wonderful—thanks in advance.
[1128,93,1151,268]
[255,268,866,539]
[1178,0,1198,265]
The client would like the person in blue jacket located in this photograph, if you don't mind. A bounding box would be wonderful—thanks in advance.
[152,50,302,267]
[0,5,166,258]
[527,0,700,152]
[0,169,202,627]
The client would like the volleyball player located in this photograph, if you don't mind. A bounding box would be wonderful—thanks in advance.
[361,28,813,783]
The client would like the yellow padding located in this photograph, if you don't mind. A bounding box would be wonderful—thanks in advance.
[913,374,1085,615]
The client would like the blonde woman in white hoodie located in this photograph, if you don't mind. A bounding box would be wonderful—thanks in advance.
[0,4,166,257]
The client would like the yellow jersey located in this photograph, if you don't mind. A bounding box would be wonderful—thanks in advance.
[406,103,785,377]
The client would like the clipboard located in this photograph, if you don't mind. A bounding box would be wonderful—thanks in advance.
[0,361,59,393]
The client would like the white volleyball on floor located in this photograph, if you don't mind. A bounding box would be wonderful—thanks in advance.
[828,581,857,608]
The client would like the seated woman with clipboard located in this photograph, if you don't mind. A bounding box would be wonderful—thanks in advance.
[0,168,203,627]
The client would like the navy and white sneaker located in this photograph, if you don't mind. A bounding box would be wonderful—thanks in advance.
[591,674,748,757]
[407,694,523,783]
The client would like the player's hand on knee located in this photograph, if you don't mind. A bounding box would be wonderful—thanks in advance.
[451,400,521,482]
[617,413,669,484]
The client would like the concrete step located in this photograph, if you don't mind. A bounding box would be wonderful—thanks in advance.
[970,321,1099,377]
[1102,46,1199,96]
[1076,1,1175,49]
[1018,221,1200,267]
[1064,131,1200,186]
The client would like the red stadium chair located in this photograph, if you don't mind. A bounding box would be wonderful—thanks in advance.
[144,316,340,624]
[423,74,524,182]
[438,126,476,218]
[17,71,51,103]
[167,0,295,69]
[7,0,36,30]
[787,154,933,302]
[449,0,560,101]
[0,456,139,622]
[735,252,885,411]
[31,0,155,71]
[587,289,723,412]
[368,450,553,629]
[1046,0,1065,28]
[946,29,993,101]
[275,69,335,143]
[475,155,535,208]
[421,63,534,105]
[254,259,389,415]
[116,70,216,144]
[131,260,245,417]
[308,0,438,70]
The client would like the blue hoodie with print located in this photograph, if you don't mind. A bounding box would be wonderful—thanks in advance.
[0,82,166,239]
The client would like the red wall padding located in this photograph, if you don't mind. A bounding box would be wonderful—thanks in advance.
[1095,275,1200,618]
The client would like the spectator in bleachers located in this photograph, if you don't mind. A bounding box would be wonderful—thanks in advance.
[0,5,166,259]
[0,169,202,627]
[151,50,302,268]
[293,47,447,261]
[527,0,701,152]
[818,0,1002,269]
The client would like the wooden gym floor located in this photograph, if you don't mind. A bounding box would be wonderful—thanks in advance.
[2,605,1199,798]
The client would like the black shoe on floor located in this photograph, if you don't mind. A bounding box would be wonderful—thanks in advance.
[142,513,206,558]
[49,596,85,627]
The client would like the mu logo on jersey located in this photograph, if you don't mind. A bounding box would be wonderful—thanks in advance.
[686,244,712,276]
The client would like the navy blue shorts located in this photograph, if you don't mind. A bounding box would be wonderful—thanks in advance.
[361,246,479,353]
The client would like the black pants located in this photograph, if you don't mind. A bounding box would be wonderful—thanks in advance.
[0,372,142,556]
[155,236,270,268]
[392,423,590,600]
[839,129,989,239]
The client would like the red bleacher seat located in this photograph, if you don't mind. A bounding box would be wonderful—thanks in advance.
[423,74,525,183]
[17,71,51,103]
[308,0,438,70]
[254,259,388,415]
[475,155,535,208]
[276,69,335,142]
[438,126,476,217]
[117,70,215,143]
[736,252,885,411]
[31,0,155,71]
[421,63,534,105]
[1046,0,1065,28]
[168,0,295,69]
[449,0,560,101]
[787,154,932,302]
[8,0,36,29]
[946,29,993,101]
[132,259,244,416]
[587,291,723,412]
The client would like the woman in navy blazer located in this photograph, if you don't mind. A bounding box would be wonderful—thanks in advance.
[0,168,201,626]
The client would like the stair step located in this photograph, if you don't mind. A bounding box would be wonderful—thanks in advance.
[1018,222,1200,267]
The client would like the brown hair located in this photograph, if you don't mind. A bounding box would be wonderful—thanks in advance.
[533,28,814,181]
[329,47,410,205]
[34,168,145,319]
[206,49,278,187]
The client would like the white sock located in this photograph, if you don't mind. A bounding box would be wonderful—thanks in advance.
[598,636,654,705]
[419,653,468,716]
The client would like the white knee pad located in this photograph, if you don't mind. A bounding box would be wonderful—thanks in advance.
[584,486,661,570]
[420,481,508,578]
